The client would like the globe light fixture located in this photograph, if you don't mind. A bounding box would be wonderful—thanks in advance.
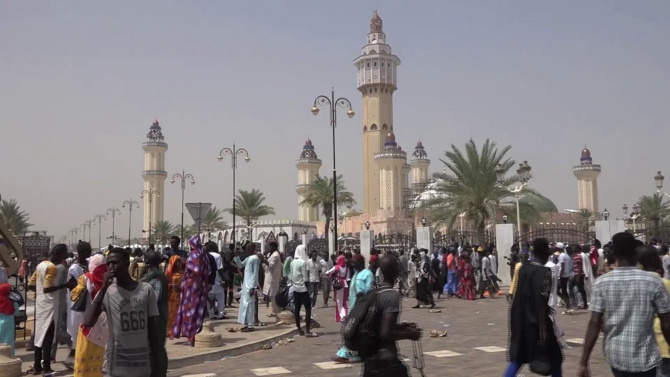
[655,171,665,191]
[365,220,370,230]
[602,208,610,221]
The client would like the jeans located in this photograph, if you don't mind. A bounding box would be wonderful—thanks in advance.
[503,361,562,377]
[293,290,312,332]
[660,358,670,377]
[570,275,588,308]
[445,270,458,295]
[34,321,55,371]
[611,367,657,377]
[308,281,319,308]
[208,288,226,318]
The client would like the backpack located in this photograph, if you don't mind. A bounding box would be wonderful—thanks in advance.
[341,287,393,359]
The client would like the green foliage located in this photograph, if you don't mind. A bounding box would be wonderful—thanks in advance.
[0,198,32,235]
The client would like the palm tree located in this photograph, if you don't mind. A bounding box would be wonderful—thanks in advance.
[0,198,32,235]
[226,189,275,238]
[152,220,175,244]
[202,207,227,230]
[300,175,356,243]
[637,193,670,229]
[175,223,195,240]
[575,208,594,231]
[422,139,548,239]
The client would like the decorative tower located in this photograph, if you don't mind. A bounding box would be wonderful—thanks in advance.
[375,133,407,216]
[142,120,168,239]
[296,139,322,222]
[410,141,431,196]
[573,147,601,212]
[354,10,401,214]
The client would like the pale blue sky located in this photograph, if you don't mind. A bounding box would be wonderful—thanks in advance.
[1,1,669,243]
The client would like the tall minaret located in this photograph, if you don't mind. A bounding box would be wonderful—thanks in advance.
[142,120,168,239]
[410,141,431,196]
[573,147,601,212]
[296,139,322,222]
[354,10,401,214]
[375,133,407,216]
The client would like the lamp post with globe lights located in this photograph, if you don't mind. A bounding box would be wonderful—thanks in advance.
[495,161,532,251]
[106,207,121,246]
[122,199,140,247]
[93,213,107,250]
[655,171,670,198]
[171,170,196,247]
[82,219,95,244]
[623,203,641,234]
[218,145,250,244]
[311,89,355,249]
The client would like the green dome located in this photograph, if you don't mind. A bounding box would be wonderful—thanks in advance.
[520,194,558,213]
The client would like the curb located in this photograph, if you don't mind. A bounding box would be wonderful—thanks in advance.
[167,327,299,370]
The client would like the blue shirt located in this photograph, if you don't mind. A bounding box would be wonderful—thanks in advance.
[558,252,573,278]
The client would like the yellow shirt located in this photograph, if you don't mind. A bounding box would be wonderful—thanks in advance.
[28,261,57,288]
[656,278,670,358]
[509,262,522,295]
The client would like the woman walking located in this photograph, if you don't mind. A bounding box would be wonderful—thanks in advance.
[333,254,374,363]
[0,283,19,355]
[165,255,184,338]
[72,254,108,377]
[456,249,476,300]
[413,250,435,309]
[326,255,350,322]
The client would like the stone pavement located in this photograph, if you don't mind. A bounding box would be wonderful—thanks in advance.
[14,304,296,375]
[167,295,611,377]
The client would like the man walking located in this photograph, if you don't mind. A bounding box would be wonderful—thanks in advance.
[206,241,226,319]
[306,250,321,308]
[578,233,670,377]
[556,243,573,314]
[321,251,333,308]
[290,246,317,337]
[27,244,73,375]
[263,242,283,316]
[65,241,92,368]
[84,247,161,377]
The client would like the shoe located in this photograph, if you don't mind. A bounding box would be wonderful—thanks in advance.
[429,303,435,309]
[411,305,420,309]
[298,330,305,336]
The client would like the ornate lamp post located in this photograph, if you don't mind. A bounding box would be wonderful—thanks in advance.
[623,203,641,233]
[218,144,250,245]
[365,220,371,230]
[106,207,121,245]
[122,198,140,247]
[171,170,196,246]
[496,161,532,251]
[93,213,107,250]
[140,189,160,245]
[602,208,610,221]
[311,89,355,249]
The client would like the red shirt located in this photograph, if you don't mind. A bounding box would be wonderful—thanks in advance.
[590,246,599,265]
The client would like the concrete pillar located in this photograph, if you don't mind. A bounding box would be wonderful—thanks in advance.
[595,220,626,245]
[328,230,335,255]
[496,224,515,287]
[278,236,287,254]
[0,344,21,377]
[302,233,308,247]
[417,227,433,252]
[194,320,223,348]
[360,230,374,267]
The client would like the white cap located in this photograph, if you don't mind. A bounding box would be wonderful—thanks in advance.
[556,242,565,249]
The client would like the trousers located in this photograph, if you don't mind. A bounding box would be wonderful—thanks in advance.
[445,270,458,295]
[308,281,319,308]
[321,277,331,306]
[558,277,572,309]
[611,367,657,377]
[208,288,226,318]
[293,291,312,332]
[34,321,55,371]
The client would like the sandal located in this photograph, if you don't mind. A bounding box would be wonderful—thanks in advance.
[25,366,42,375]
[240,326,255,333]
[254,321,267,327]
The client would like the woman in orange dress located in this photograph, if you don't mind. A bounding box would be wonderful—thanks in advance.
[166,255,184,338]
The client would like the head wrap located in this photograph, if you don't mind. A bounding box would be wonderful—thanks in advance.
[88,254,106,273]
[0,283,15,315]
[556,242,565,250]
[85,254,107,299]
[336,255,346,268]
[295,245,309,261]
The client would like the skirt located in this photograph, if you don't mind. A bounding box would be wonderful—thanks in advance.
[74,327,105,377]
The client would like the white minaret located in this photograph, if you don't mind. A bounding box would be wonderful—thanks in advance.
[573,147,601,212]
[410,141,431,195]
[142,120,168,239]
[296,139,322,222]
[375,133,407,216]
[354,10,401,214]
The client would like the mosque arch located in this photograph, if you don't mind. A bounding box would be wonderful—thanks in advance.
[370,124,378,130]
[382,124,388,130]
[363,125,368,132]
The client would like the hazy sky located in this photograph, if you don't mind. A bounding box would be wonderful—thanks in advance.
[2,1,669,244]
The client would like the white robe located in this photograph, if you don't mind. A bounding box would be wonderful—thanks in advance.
[262,251,282,297]
[235,255,260,326]
[66,263,86,344]
[34,261,63,348]
[581,252,594,303]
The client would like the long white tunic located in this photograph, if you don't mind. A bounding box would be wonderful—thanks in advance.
[235,255,260,326]
[33,261,63,348]
[262,251,282,297]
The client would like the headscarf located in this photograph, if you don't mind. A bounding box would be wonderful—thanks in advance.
[336,255,346,268]
[0,283,15,315]
[85,254,107,299]
[294,245,308,261]
[165,255,183,283]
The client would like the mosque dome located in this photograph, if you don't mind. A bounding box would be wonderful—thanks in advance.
[580,146,593,164]
[150,119,161,130]
[299,138,318,159]
[519,194,558,213]
[412,140,428,159]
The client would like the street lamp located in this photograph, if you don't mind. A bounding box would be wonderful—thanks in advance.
[496,160,532,251]
[122,199,140,247]
[655,171,670,199]
[218,144,250,245]
[421,217,427,227]
[93,213,107,251]
[502,215,508,224]
[602,208,610,221]
[311,89,355,250]
[106,207,121,246]
[82,219,95,244]
[140,189,160,245]
[365,220,370,230]
[171,170,196,246]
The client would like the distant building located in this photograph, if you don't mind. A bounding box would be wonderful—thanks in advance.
[573,147,601,212]
[142,120,168,239]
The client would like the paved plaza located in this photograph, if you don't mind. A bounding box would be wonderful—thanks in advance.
[167,295,610,377]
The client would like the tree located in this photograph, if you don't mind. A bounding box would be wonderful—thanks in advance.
[422,139,549,238]
[175,223,195,240]
[299,175,356,243]
[637,193,670,228]
[152,220,175,244]
[0,198,32,235]
[201,207,227,230]
[575,208,594,231]
[226,189,275,239]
